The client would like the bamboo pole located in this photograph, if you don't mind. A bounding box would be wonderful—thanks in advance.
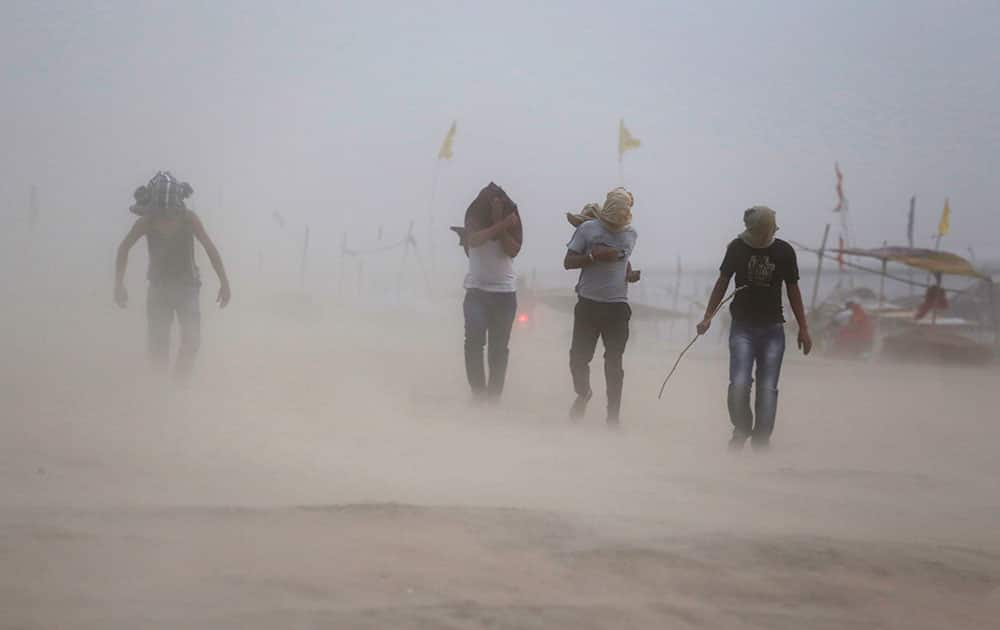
[669,257,682,339]
[426,160,441,290]
[878,260,887,311]
[789,241,966,294]
[931,273,942,325]
[810,224,830,311]
[397,221,414,300]
[989,280,998,349]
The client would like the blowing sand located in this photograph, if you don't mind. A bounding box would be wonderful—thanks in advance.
[2,292,999,629]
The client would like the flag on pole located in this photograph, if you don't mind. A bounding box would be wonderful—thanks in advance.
[437,121,457,160]
[618,119,641,159]
[937,198,950,237]
[907,196,915,247]
[833,162,847,212]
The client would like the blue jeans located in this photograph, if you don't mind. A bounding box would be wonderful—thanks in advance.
[728,321,785,443]
[463,289,517,398]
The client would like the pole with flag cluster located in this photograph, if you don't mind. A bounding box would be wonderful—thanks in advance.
[617,119,641,186]
[831,163,852,277]
[907,196,916,294]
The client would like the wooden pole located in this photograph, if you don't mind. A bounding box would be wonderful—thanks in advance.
[908,196,916,295]
[669,257,682,339]
[931,273,942,325]
[877,240,888,311]
[426,160,441,291]
[989,280,998,349]
[810,224,830,311]
[617,156,625,187]
[397,221,414,300]
[878,260,887,311]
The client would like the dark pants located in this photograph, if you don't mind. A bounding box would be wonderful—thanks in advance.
[147,283,201,377]
[569,297,631,419]
[728,321,785,445]
[463,289,517,398]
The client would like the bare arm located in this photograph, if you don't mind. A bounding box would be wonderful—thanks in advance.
[564,249,591,270]
[114,219,146,307]
[498,228,522,258]
[191,212,231,307]
[696,273,732,334]
[786,282,812,354]
[626,262,640,283]
[564,244,620,270]
[115,219,145,286]
[467,214,517,249]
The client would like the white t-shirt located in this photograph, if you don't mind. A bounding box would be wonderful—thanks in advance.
[464,240,516,292]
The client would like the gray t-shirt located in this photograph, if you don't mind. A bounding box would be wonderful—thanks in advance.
[464,240,516,292]
[567,220,638,303]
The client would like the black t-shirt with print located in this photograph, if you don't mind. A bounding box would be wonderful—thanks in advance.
[720,238,800,325]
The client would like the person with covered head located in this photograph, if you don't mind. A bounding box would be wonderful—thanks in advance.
[459,182,522,402]
[563,187,640,426]
[697,206,811,450]
[114,171,231,380]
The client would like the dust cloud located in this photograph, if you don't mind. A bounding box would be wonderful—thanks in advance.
[3,1,1000,628]
[1,239,999,628]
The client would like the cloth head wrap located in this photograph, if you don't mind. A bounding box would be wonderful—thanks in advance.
[130,171,193,216]
[595,187,633,231]
[739,205,778,249]
[458,182,521,255]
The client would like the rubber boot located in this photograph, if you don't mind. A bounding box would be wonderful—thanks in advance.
[752,388,779,451]
[727,384,753,449]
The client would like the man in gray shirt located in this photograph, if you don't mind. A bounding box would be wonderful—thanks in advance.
[563,188,639,425]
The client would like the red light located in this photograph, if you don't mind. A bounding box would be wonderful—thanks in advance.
[517,313,529,324]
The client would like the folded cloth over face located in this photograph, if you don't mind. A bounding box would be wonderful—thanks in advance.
[451,182,521,255]
[739,205,778,249]
[566,188,633,232]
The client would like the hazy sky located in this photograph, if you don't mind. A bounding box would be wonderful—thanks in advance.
[3,0,998,276]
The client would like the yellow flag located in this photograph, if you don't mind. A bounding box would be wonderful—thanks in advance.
[618,118,641,158]
[938,198,950,237]
[437,121,456,160]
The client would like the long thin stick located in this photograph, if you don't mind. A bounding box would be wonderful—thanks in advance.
[658,287,744,399]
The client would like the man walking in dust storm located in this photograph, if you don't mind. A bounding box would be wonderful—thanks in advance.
[564,188,640,426]
[696,206,812,450]
[459,182,522,403]
[114,172,231,380]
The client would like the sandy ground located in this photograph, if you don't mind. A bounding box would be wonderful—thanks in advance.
[2,291,1000,629]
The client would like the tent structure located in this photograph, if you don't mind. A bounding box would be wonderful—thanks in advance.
[794,240,998,361]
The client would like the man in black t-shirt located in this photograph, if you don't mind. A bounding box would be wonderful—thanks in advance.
[697,206,812,450]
